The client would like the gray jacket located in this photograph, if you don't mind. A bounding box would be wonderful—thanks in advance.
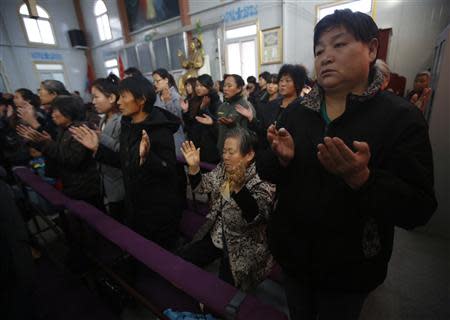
[99,113,125,203]
[216,95,255,153]
[155,86,186,157]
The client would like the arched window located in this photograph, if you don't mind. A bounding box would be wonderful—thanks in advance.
[19,3,56,45]
[95,0,112,41]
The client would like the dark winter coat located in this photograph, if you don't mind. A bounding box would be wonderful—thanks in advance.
[257,68,437,293]
[250,96,302,151]
[95,106,181,250]
[38,123,100,201]
[182,92,221,164]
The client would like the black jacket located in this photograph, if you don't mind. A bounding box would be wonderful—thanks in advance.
[250,96,302,151]
[257,73,437,293]
[95,106,181,250]
[39,123,100,201]
[183,92,221,164]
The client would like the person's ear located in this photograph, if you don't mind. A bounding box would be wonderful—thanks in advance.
[368,38,379,63]
[244,150,255,164]
[109,94,117,104]
[137,97,146,109]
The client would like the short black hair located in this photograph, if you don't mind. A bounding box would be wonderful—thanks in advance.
[51,95,85,122]
[269,73,278,84]
[225,74,245,89]
[119,75,156,113]
[259,71,271,82]
[197,74,214,91]
[247,76,257,85]
[153,68,178,90]
[92,73,120,103]
[278,64,308,95]
[15,88,41,109]
[224,127,258,156]
[184,77,198,97]
[314,9,379,53]
[184,77,198,87]
[124,67,142,77]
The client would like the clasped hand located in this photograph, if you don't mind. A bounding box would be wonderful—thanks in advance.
[16,124,51,142]
[267,124,370,189]
[317,137,371,189]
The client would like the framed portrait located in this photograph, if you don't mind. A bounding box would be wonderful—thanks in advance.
[260,27,282,65]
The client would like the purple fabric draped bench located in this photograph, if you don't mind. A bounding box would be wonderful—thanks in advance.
[180,209,207,240]
[65,200,287,319]
[14,167,287,319]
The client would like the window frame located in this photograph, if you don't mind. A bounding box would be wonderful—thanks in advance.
[32,61,68,86]
[316,0,375,22]
[94,0,112,42]
[18,3,57,47]
[224,21,259,80]
[104,58,119,77]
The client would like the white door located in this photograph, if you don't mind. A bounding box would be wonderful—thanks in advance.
[226,39,257,80]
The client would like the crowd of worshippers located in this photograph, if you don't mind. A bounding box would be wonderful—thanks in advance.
[0,9,437,320]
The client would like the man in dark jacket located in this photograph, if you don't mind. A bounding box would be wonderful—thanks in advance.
[17,96,101,205]
[257,9,437,320]
[71,75,182,251]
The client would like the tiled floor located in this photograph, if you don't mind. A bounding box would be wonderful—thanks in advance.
[359,228,450,320]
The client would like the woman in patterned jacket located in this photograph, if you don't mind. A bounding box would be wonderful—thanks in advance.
[179,127,275,291]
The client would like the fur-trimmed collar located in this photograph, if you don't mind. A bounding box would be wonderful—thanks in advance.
[302,67,384,112]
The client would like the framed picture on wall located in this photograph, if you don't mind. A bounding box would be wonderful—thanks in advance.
[260,27,282,65]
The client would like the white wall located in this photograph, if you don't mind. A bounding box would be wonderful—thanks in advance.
[189,0,234,15]
[3,0,446,94]
[0,0,86,93]
[376,0,450,91]
[426,25,450,239]
[82,0,284,80]
[282,0,450,89]
[80,0,124,77]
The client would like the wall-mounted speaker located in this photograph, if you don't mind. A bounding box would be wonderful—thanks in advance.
[68,29,87,49]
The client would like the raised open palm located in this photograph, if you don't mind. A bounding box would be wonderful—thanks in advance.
[69,125,99,151]
[17,102,40,128]
[180,99,189,113]
[195,114,213,125]
[235,104,253,121]
[139,130,151,166]
[17,124,51,142]
[181,141,200,174]
[267,124,295,166]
